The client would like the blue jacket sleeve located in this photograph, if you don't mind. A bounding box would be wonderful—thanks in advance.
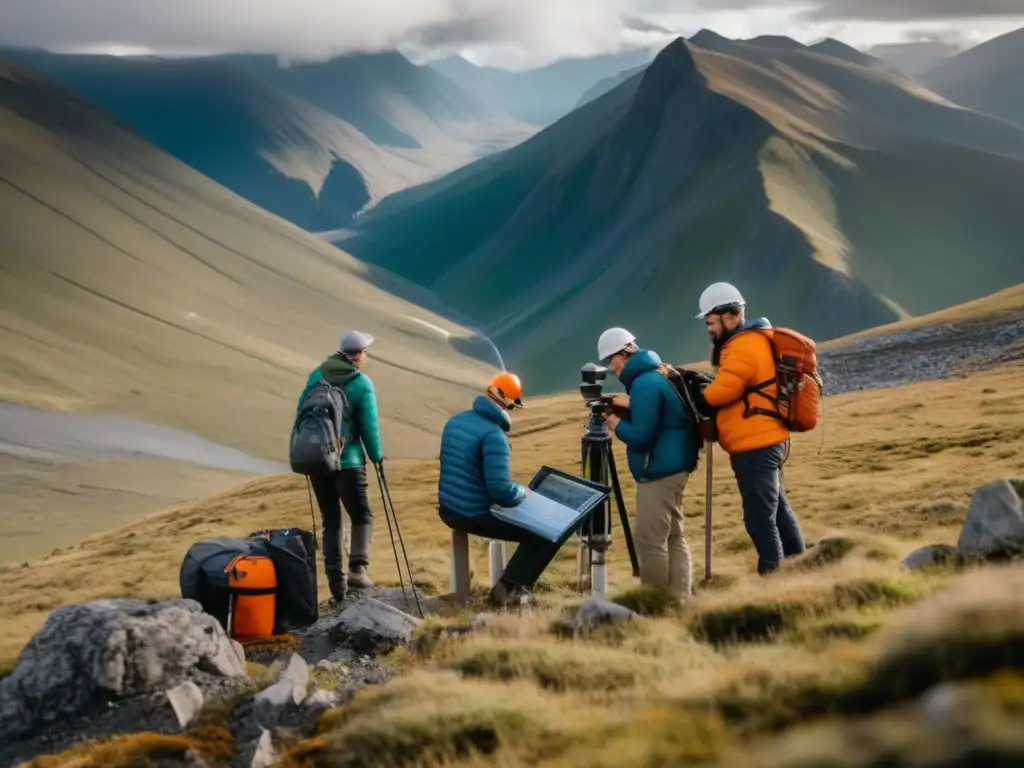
[614,375,660,452]
[481,429,526,507]
[355,376,384,463]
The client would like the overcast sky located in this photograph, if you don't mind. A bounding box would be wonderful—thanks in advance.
[1,0,1022,69]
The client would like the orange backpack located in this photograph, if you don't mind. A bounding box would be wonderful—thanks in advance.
[743,327,823,432]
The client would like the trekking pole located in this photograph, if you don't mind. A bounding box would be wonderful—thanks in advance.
[704,439,713,580]
[374,462,424,618]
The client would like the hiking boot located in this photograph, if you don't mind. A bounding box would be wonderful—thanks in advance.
[348,524,374,589]
[347,564,374,590]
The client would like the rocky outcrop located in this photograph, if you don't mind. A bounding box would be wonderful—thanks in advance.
[0,598,246,744]
[819,318,1024,396]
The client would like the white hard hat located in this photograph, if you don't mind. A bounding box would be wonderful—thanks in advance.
[696,282,745,319]
[597,327,637,362]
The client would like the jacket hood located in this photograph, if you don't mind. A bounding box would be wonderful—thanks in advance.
[321,354,361,386]
[742,317,772,332]
[619,349,662,388]
[473,394,512,432]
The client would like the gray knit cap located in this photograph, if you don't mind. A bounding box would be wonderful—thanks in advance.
[339,330,374,354]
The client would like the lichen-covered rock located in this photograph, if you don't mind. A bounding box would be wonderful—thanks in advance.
[0,598,246,743]
[957,479,1024,558]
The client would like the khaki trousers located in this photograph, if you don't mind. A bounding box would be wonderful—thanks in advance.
[634,471,691,598]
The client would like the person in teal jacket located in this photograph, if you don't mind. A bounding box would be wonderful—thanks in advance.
[597,327,699,602]
[298,330,383,601]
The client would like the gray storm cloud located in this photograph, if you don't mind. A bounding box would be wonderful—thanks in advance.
[0,0,654,60]
[628,0,1024,21]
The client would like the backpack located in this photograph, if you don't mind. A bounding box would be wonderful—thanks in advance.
[289,377,356,474]
[179,535,266,635]
[659,365,717,446]
[247,527,318,633]
[743,327,823,432]
[179,529,320,639]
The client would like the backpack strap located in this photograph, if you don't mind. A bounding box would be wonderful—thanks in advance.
[740,332,787,423]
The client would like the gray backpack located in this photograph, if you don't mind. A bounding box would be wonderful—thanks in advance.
[289,377,356,474]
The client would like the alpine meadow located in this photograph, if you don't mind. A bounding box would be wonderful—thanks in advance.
[1,9,1024,768]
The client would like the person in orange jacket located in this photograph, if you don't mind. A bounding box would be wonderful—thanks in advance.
[695,282,806,575]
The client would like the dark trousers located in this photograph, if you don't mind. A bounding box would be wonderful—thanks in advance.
[439,506,574,591]
[730,442,805,574]
[310,466,372,578]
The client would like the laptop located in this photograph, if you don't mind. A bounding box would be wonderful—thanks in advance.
[489,466,611,542]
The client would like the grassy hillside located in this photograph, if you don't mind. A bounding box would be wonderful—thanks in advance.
[428,48,657,126]
[1,49,535,232]
[0,57,496,464]
[5,319,1024,764]
[340,36,1024,394]
[921,27,1024,128]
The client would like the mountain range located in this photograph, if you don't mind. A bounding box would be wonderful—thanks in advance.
[338,32,1024,393]
[427,47,659,125]
[1,48,536,232]
[919,27,1024,129]
[0,56,495,461]
[3,25,1024,401]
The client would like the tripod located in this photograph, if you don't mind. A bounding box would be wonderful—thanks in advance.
[577,404,639,596]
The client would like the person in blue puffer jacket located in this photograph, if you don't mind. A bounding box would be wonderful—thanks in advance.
[596,327,700,602]
[438,371,573,607]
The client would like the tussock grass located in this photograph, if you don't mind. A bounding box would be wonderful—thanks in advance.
[280,671,598,768]
[10,363,1024,766]
[739,672,1024,767]
[611,582,683,616]
[20,733,222,768]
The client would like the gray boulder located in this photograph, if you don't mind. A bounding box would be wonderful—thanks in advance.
[329,597,422,656]
[902,544,958,571]
[0,598,246,743]
[957,479,1024,558]
[554,596,640,637]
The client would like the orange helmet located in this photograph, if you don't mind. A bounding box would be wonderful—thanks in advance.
[488,371,523,409]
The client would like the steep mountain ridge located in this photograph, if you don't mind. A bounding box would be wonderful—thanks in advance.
[0,58,494,460]
[340,36,1024,393]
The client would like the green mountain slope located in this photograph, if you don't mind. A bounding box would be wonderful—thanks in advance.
[0,58,495,461]
[920,27,1024,128]
[339,37,1024,394]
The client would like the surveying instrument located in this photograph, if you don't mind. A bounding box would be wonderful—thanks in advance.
[575,363,639,596]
